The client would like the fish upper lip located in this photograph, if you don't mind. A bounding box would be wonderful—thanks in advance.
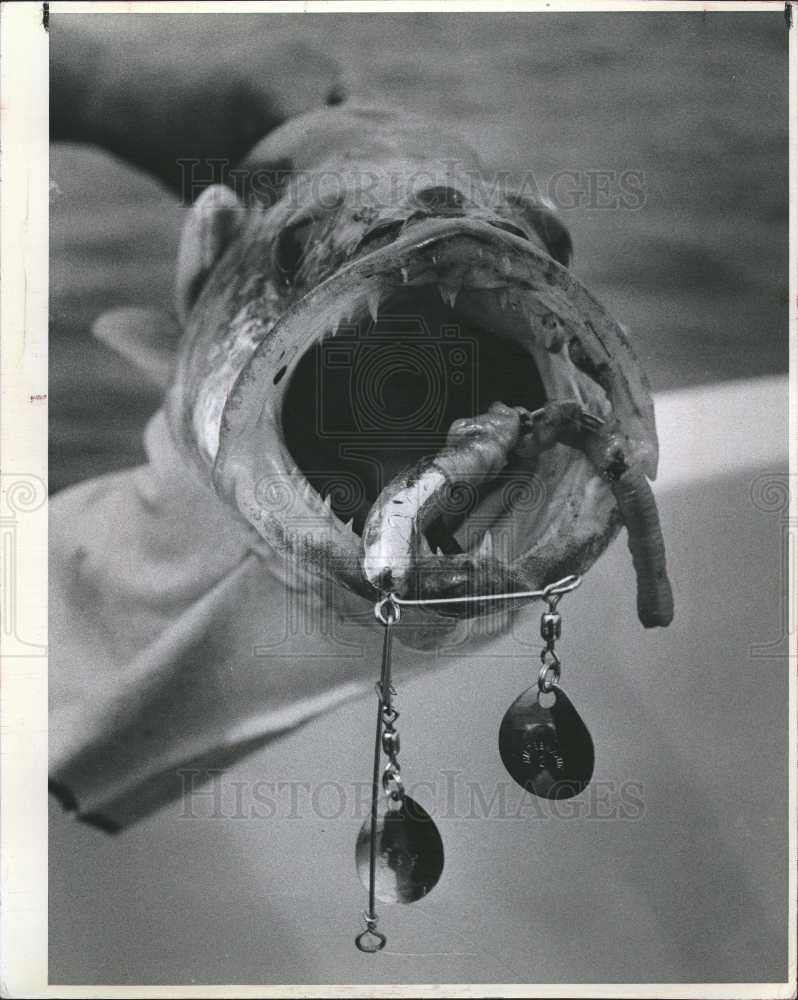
[213,216,657,605]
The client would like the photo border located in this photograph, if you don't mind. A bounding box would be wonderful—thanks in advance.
[1,2,794,996]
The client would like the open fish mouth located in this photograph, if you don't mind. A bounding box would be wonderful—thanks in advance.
[213,217,670,625]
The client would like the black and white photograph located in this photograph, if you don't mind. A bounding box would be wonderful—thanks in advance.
[0,1,794,995]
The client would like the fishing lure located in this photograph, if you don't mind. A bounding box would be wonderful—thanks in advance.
[355,398,673,950]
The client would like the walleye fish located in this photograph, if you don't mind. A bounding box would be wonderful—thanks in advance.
[49,103,672,830]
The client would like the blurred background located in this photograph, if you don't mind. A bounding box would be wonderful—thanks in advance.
[49,10,789,987]
[49,11,788,493]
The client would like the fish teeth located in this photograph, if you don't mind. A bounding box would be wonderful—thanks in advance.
[400,266,410,284]
[497,289,510,311]
[438,285,458,309]
[500,255,512,274]
[477,530,494,559]
[366,288,380,322]
[329,301,354,336]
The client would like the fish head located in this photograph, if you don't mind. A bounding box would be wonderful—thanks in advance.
[167,105,661,639]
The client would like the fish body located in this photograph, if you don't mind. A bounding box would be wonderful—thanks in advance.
[50,104,671,830]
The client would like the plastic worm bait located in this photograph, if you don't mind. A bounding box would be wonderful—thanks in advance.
[360,401,525,597]
[361,399,674,628]
[584,438,674,628]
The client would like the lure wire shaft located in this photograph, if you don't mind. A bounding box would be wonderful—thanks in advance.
[356,602,396,953]
[370,616,394,917]
[387,572,582,608]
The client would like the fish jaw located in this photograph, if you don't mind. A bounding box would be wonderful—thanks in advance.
[202,216,659,616]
